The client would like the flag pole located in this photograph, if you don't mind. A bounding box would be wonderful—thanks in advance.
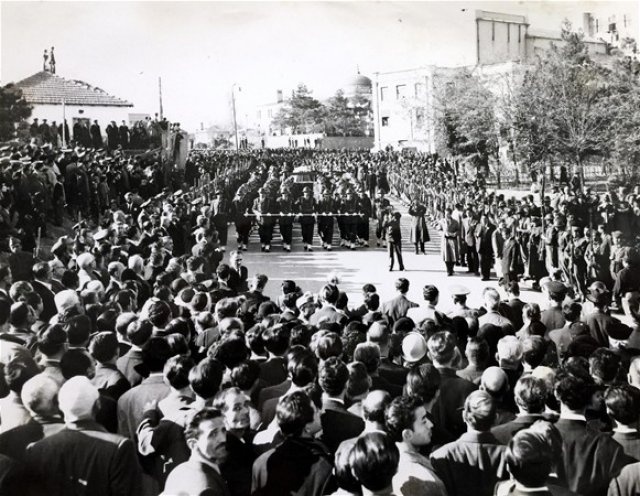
[232,84,239,154]
[158,76,164,120]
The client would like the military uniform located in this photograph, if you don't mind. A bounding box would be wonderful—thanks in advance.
[277,191,295,252]
[212,192,231,249]
[296,188,316,251]
[341,192,360,250]
[316,193,335,250]
[233,190,252,251]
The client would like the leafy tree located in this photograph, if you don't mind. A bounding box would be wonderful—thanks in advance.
[323,89,371,136]
[0,84,32,141]
[272,84,324,134]
[433,69,500,182]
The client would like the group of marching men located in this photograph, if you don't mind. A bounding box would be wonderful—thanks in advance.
[231,165,395,253]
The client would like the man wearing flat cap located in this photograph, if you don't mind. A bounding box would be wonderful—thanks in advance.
[24,376,142,496]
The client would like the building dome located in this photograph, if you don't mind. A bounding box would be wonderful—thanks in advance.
[343,73,372,98]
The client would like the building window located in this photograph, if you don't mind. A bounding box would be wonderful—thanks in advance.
[414,82,423,98]
[381,117,389,127]
[396,84,407,99]
[507,23,510,42]
[380,86,388,101]
[492,21,495,41]
[518,24,521,43]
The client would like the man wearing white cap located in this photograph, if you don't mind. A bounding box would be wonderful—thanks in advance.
[24,376,142,495]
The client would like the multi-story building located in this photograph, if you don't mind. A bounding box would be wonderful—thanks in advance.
[373,10,609,152]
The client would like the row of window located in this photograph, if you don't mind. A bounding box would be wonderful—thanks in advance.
[380,82,424,101]
[256,109,274,119]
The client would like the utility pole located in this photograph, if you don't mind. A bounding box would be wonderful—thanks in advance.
[231,83,239,153]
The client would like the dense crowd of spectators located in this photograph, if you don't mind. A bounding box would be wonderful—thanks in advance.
[0,146,639,495]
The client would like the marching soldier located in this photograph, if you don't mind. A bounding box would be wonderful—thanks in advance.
[295,186,316,251]
[212,190,230,251]
[253,188,276,252]
[316,189,335,251]
[375,191,391,247]
[277,188,295,252]
[441,208,460,276]
[233,186,252,251]
[341,189,360,250]
[357,188,372,247]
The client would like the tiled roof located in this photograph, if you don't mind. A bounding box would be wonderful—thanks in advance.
[15,71,133,107]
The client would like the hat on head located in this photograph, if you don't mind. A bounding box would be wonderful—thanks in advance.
[303,186,312,193]
[58,376,100,423]
[608,320,632,341]
[54,289,81,314]
[542,280,567,299]
[76,253,95,270]
[449,285,470,296]
[586,281,610,305]
[93,228,110,241]
[402,332,427,363]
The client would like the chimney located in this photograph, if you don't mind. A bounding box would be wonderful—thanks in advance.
[276,90,283,103]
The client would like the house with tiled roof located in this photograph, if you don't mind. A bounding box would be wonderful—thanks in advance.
[15,69,134,141]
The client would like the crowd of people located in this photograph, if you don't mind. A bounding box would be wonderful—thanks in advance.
[27,114,177,151]
[0,143,639,495]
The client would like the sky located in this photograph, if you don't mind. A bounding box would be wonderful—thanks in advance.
[1,1,638,132]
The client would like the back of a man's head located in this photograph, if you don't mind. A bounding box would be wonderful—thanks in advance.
[351,432,399,493]
[395,278,410,294]
[353,342,381,375]
[483,288,500,311]
[142,337,172,374]
[21,374,61,419]
[367,321,390,347]
[318,356,349,397]
[465,337,490,367]
[605,384,640,427]
[288,347,318,387]
[427,331,456,366]
[320,284,340,305]
[514,375,547,414]
[497,335,523,366]
[480,366,509,398]
[463,390,496,431]
[506,429,553,488]
[64,314,92,347]
[276,390,315,438]
[362,390,391,424]
[554,371,593,412]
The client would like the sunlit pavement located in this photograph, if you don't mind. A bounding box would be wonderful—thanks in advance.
[219,197,551,315]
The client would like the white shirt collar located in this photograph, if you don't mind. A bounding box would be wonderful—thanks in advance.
[515,481,549,492]
[560,411,586,421]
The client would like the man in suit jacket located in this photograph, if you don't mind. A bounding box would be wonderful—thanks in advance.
[117,337,171,440]
[24,377,142,496]
[430,390,507,496]
[260,348,317,426]
[163,408,231,496]
[428,331,477,442]
[318,357,364,454]
[30,262,60,323]
[380,278,418,324]
[492,376,553,445]
[554,371,631,496]
[115,319,152,387]
[259,324,289,387]
[309,284,348,327]
[495,428,565,496]
[369,322,408,386]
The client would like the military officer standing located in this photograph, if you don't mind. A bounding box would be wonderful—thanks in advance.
[277,188,295,252]
[341,189,360,250]
[212,190,230,251]
[253,188,276,252]
[296,186,316,251]
[316,189,335,251]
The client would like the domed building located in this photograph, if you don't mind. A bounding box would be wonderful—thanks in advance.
[343,71,372,99]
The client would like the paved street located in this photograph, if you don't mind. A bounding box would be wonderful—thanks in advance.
[222,196,550,313]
